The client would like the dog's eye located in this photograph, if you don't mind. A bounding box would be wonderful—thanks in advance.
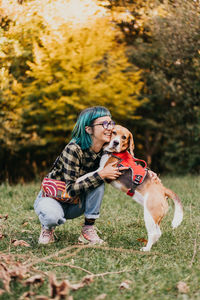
[112,131,117,136]
[122,135,126,140]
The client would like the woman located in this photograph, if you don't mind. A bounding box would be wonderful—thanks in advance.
[34,106,126,245]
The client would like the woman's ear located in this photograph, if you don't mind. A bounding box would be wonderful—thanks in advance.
[85,126,92,135]
[129,132,134,156]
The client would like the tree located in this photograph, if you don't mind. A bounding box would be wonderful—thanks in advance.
[0,0,145,182]
[105,0,200,173]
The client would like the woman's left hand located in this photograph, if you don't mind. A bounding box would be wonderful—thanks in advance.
[148,170,161,183]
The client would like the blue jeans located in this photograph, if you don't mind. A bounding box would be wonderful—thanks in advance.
[34,184,105,229]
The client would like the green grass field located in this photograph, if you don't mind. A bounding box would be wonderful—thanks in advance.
[0,176,199,300]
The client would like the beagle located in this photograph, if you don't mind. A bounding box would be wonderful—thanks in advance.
[78,125,183,251]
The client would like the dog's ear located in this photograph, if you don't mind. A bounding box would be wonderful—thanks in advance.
[129,132,134,156]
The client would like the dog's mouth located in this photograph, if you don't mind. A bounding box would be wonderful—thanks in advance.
[104,139,121,152]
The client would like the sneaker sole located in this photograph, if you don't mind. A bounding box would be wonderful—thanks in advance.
[78,235,91,245]
[38,238,55,245]
[78,235,105,245]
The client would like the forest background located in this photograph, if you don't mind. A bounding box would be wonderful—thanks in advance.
[0,0,199,183]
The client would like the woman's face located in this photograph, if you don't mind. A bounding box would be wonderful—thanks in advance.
[90,116,114,145]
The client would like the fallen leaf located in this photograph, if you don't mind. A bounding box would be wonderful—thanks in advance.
[9,263,28,280]
[19,291,35,300]
[0,254,12,264]
[0,233,5,239]
[69,275,94,291]
[49,273,70,299]
[137,238,148,245]
[70,281,85,291]
[119,280,131,290]
[177,281,189,293]
[0,254,29,293]
[0,262,11,292]
[0,289,5,296]
[12,239,30,247]
[0,214,8,220]
[36,296,50,300]
[22,222,29,227]
[95,293,107,300]
[25,275,44,286]
[82,275,94,285]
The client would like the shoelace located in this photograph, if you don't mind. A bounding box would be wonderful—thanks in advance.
[42,230,53,237]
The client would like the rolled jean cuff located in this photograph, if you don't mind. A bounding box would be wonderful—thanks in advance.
[84,213,100,219]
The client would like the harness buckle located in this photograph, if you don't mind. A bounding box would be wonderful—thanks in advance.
[134,175,142,185]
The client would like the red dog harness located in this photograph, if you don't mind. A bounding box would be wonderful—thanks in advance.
[111,151,148,196]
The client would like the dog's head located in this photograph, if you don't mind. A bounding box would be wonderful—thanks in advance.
[104,125,134,155]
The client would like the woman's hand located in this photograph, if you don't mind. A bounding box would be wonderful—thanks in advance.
[98,162,128,180]
[148,170,161,183]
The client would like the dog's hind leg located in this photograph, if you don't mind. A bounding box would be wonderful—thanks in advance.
[140,193,162,252]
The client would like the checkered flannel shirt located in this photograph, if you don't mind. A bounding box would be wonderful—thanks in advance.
[48,142,104,199]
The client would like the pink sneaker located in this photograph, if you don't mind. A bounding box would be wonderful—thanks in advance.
[38,228,55,244]
[78,225,104,245]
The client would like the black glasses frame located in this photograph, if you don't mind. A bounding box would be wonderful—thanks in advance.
[91,120,115,129]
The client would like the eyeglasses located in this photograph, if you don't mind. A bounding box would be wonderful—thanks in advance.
[91,120,115,129]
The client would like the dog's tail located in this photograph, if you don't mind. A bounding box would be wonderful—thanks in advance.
[164,188,183,228]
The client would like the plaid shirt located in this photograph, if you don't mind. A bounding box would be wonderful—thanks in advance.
[48,142,104,198]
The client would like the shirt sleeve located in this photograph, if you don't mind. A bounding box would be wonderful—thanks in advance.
[60,143,104,198]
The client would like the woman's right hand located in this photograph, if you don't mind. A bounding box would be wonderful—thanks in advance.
[98,162,128,180]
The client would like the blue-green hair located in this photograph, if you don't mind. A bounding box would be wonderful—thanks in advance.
[71,106,111,150]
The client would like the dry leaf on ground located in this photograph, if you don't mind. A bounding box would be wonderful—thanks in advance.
[119,280,131,290]
[81,275,94,285]
[36,296,50,300]
[95,293,107,300]
[0,233,5,239]
[49,273,70,299]
[25,274,44,286]
[0,214,8,220]
[22,222,29,227]
[177,281,189,293]
[19,291,35,300]
[21,229,32,233]
[0,288,5,296]
[9,263,28,280]
[12,239,30,247]
[137,238,148,245]
[0,262,11,292]
[0,254,29,292]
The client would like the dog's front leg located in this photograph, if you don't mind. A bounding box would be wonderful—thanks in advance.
[76,168,102,183]
[76,154,109,183]
[132,191,144,206]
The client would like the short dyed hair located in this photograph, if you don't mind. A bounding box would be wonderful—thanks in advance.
[71,106,111,150]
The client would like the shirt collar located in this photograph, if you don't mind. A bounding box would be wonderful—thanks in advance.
[86,147,103,159]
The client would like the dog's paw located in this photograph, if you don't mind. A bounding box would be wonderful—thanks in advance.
[140,246,151,252]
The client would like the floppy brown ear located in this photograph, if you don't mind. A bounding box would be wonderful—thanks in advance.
[129,132,134,156]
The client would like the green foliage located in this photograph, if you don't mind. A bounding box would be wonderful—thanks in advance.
[0,0,199,181]
[0,0,144,182]
[111,0,200,173]
[22,19,144,145]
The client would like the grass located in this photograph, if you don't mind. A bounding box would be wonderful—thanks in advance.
[0,175,200,300]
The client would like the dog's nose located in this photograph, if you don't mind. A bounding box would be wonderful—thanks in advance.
[113,140,119,147]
